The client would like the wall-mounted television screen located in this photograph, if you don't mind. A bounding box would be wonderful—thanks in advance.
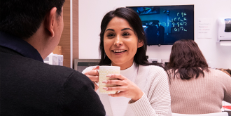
[127,5,194,45]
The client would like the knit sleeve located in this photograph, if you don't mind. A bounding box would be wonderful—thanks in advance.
[219,70,231,103]
[128,66,172,116]
[82,66,96,74]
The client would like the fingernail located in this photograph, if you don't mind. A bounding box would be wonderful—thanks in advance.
[103,87,108,90]
[106,74,112,77]
[102,80,107,83]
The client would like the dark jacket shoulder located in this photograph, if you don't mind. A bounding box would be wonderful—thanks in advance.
[0,51,105,116]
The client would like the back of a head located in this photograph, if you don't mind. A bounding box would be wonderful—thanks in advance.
[167,39,209,80]
[99,7,149,66]
[0,0,65,39]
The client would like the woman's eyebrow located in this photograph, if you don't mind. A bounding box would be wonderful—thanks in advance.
[105,28,134,32]
[105,29,114,32]
[121,28,133,31]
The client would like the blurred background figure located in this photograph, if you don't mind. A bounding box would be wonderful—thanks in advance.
[166,39,231,114]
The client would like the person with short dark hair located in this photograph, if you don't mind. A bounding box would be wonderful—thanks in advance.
[0,0,105,116]
[82,7,171,116]
[166,39,231,114]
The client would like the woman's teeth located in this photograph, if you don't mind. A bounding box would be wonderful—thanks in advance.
[113,50,126,53]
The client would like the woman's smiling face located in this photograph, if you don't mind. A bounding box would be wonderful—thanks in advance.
[103,17,143,70]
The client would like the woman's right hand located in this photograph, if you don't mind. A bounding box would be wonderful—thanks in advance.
[84,66,99,91]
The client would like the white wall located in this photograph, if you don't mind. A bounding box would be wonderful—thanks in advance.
[79,0,231,69]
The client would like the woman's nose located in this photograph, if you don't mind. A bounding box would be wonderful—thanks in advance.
[114,36,123,46]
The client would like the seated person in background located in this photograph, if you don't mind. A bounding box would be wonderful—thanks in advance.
[0,0,105,115]
[82,7,171,116]
[145,22,158,45]
[218,68,231,77]
[166,39,231,114]
[226,69,231,76]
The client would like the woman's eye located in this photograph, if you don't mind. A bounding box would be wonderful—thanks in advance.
[123,32,130,36]
[107,33,115,38]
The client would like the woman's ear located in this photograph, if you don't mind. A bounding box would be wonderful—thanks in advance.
[44,7,57,37]
[138,40,144,48]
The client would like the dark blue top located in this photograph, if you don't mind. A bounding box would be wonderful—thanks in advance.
[0,32,43,62]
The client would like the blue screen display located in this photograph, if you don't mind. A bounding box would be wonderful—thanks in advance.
[127,5,194,45]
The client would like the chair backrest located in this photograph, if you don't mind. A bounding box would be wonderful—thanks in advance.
[172,112,228,116]
[73,59,100,72]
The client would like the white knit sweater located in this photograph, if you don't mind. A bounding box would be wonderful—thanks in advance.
[82,65,172,116]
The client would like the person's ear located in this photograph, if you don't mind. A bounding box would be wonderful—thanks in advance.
[138,40,144,48]
[45,7,57,37]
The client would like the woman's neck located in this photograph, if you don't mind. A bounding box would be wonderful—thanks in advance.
[111,61,134,70]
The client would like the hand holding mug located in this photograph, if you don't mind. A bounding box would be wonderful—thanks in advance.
[103,74,144,102]
[98,66,120,94]
[84,66,99,91]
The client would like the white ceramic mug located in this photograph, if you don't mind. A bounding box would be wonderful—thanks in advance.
[98,66,120,94]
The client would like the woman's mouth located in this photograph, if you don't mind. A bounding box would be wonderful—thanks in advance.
[112,50,127,53]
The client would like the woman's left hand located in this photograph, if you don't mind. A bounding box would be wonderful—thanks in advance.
[102,74,144,102]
